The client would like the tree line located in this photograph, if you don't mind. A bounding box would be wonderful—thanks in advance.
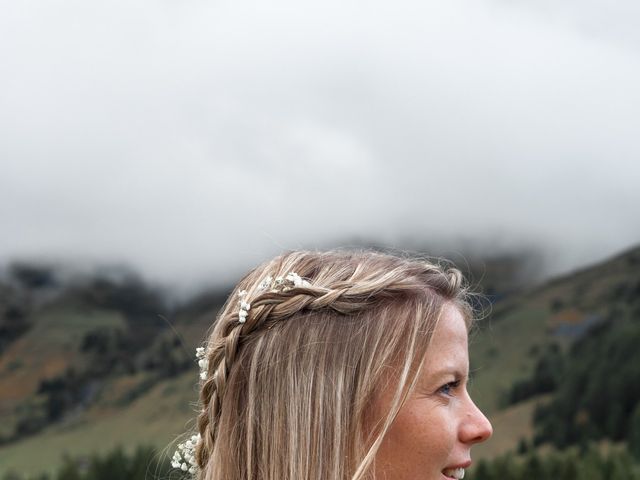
[469,448,639,480]
[1,445,173,480]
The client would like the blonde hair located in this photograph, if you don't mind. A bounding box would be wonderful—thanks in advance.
[194,249,473,480]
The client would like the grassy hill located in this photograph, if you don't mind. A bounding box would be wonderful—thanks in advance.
[0,266,223,476]
[468,244,640,455]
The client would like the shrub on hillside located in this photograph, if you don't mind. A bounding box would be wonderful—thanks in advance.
[534,318,640,448]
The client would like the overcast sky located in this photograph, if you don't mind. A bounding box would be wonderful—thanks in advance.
[1,0,639,290]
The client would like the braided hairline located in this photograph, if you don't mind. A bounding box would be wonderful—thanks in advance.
[202,271,448,370]
[194,260,466,472]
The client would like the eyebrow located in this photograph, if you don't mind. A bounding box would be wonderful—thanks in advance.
[428,367,468,381]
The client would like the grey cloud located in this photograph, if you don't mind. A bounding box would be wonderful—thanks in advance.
[1,0,639,288]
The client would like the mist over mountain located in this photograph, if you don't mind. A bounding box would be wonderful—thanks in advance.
[2,0,639,292]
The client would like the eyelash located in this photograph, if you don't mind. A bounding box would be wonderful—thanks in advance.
[438,380,461,397]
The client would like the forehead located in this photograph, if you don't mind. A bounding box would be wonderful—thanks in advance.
[421,304,469,373]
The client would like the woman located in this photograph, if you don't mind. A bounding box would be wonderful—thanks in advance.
[172,249,492,479]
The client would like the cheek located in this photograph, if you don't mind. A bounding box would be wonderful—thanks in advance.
[377,402,457,476]
[403,404,457,457]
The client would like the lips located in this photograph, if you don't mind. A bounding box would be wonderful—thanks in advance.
[442,467,466,479]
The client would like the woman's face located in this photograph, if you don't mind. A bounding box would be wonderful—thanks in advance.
[371,303,493,480]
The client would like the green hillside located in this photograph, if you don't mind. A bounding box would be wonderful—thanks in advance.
[469,245,640,457]
[0,267,221,476]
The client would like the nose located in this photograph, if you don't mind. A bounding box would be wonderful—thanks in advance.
[459,397,493,445]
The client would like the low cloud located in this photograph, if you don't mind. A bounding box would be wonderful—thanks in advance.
[1,0,638,288]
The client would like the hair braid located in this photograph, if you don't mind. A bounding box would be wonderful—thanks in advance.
[195,309,248,468]
[194,287,295,470]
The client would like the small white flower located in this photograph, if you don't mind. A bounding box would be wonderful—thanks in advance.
[196,346,210,380]
[259,275,273,290]
[286,272,301,286]
[235,272,312,322]
[171,433,201,476]
[238,307,248,323]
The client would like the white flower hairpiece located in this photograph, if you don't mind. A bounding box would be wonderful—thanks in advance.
[237,290,250,324]
[236,272,310,324]
[285,272,310,288]
[171,433,200,475]
[258,275,273,290]
[259,272,310,292]
[196,347,209,380]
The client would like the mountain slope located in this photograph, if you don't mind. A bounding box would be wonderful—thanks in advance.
[469,245,640,453]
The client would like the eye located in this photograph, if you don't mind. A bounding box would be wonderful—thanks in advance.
[438,380,461,397]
